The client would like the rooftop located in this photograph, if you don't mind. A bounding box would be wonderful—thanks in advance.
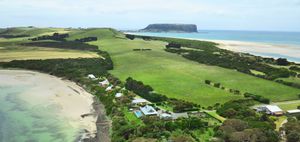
[140,105,158,115]
[115,93,123,98]
[99,79,109,85]
[88,74,96,79]
[132,98,148,104]
[287,109,300,114]
[265,105,283,113]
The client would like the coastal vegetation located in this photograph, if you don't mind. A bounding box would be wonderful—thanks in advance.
[22,41,99,51]
[0,51,112,81]
[216,99,279,142]
[1,27,300,141]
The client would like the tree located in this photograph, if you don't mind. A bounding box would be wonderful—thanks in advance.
[276,58,289,66]
[205,80,211,85]
[214,83,221,88]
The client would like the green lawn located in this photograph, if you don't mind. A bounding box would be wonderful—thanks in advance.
[88,34,300,106]
[123,107,143,125]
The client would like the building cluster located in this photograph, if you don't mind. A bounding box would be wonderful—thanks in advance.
[130,98,188,120]
[88,74,184,120]
[255,105,300,116]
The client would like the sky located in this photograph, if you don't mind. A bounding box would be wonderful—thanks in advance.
[1,0,300,31]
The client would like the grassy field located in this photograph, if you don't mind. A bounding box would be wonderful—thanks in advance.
[0,27,69,36]
[204,110,226,122]
[0,47,99,62]
[86,33,300,106]
[2,28,300,107]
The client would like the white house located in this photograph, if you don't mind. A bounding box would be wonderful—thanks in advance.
[258,105,284,116]
[99,79,110,87]
[140,105,158,116]
[287,109,300,115]
[87,74,96,80]
[132,98,148,105]
[115,93,123,98]
[105,85,113,92]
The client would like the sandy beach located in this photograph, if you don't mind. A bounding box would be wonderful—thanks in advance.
[0,69,98,141]
[187,38,300,62]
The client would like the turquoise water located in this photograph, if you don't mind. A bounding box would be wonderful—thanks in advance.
[0,85,79,142]
[133,31,300,62]
[135,30,300,46]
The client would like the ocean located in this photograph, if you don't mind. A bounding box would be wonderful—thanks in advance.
[134,30,300,46]
[132,30,300,62]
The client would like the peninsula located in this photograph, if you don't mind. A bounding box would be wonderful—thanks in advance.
[140,24,198,33]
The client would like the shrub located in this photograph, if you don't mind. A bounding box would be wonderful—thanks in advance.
[204,80,211,84]
[125,77,167,102]
[166,43,181,49]
[30,33,69,41]
[125,34,135,40]
[75,37,98,42]
[214,83,221,88]
[22,41,99,51]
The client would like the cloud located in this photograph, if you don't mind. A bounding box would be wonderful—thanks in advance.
[0,0,299,31]
[0,0,232,15]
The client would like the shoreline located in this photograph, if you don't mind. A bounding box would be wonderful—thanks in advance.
[128,32,300,63]
[202,39,300,63]
[0,69,109,141]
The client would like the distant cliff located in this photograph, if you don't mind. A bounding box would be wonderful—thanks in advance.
[140,24,198,33]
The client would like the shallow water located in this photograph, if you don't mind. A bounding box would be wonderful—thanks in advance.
[0,75,81,142]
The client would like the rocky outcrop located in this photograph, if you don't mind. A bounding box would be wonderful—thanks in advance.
[140,24,198,33]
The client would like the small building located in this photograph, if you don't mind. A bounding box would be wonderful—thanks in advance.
[99,79,110,87]
[105,85,113,92]
[159,113,172,119]
[287,109,300,115]
[87,74,96,80]
[140,105,158,116]
[171,112,189,119]
[115,93,123,98]
[132,98,148,105]
[261,105,284,116]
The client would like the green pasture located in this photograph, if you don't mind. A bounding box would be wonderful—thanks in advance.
[86,32,300,106]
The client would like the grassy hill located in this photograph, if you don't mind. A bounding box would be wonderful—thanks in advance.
[0,28,100,61]
[1,27,299,107]
[0,27,68,36]
[67,28,124,40]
